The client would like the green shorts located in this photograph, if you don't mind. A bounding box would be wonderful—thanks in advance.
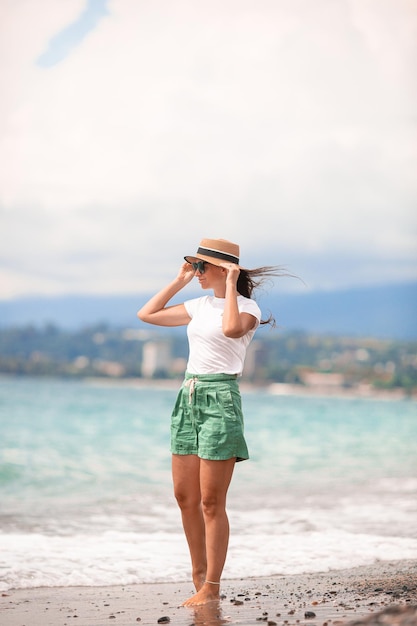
[170,373,249,462]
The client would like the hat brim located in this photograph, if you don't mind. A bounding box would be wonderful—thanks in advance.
[184,254,243,269]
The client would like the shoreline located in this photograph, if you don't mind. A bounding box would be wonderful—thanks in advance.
[81,376,415,401]
[1,373,414,401]
[2,560,416,626]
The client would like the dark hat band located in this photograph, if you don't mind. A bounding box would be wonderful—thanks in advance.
[197,246,239,264]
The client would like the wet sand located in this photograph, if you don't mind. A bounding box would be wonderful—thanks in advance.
[1,560,416,626]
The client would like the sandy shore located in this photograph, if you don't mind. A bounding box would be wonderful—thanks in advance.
[1,560,416,626]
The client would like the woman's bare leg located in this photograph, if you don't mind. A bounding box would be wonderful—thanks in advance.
[172,454,207,591]
[182,457,236,606]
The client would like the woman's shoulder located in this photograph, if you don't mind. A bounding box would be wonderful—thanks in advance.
[237,295,261,317]
[185,295,210,306]
[184,295,211,314]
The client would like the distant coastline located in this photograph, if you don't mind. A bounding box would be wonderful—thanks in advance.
[80,376,415,401]
[1,326,416,396]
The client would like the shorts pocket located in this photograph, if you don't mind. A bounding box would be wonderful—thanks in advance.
[203,386,237,422]
[217,384,243,422]
[197,384,246,460]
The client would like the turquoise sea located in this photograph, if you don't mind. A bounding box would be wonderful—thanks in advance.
[0,376,416,591]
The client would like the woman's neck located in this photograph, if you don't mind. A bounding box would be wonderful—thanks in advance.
[213,287,226,298]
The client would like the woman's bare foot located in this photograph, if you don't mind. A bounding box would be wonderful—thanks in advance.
[181,582,220,606]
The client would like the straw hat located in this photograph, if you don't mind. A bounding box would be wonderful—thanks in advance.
[184,238,241,268]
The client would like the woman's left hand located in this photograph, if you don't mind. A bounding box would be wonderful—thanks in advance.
[221,262,240,285]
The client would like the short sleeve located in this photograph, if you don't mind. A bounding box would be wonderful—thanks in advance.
[237,297,262,328]
[184,297,201,319]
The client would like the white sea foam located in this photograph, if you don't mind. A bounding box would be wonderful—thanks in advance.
[1,525,416,591]
[1,496,417,591]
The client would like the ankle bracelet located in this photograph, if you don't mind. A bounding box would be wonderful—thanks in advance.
[205,580,220,585]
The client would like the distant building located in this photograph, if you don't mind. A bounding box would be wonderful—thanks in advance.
[243,340,269,379]
[300,371,345,388]
[141,340,172,378]
[93,360,126,377]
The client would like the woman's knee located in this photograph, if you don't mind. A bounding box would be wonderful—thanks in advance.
[174,489,201,511]
[201,493,225,518]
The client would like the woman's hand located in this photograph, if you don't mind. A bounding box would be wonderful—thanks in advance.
[176,261,196,284]
[221,262,240,286]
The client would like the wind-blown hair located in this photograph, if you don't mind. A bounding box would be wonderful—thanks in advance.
[237,266,292,326]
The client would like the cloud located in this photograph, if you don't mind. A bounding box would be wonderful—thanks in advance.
[36,0,110,68]
[0,0,416,298]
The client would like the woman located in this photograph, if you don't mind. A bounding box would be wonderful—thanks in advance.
[137,237,282,606]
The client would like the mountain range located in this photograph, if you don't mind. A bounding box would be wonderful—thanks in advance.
[0,281,416,340]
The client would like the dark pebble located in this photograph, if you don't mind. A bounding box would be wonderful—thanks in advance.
[157,617,170,624]
[342,605,417,625]
[305,611,317,619]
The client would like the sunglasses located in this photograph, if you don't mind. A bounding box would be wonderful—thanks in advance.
[191,261,207,274]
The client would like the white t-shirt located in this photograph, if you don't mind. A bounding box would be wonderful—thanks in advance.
[184,295,261,375]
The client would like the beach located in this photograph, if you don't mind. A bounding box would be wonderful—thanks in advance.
[1,379,416,624]
[1,560,416,626]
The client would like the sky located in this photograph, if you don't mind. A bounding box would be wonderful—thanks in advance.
[0,0,416,299]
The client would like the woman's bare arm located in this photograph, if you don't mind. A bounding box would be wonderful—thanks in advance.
[137,263,194,327]
[221,263,257,338]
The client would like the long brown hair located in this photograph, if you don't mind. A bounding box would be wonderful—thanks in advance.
[237,266,293,326]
